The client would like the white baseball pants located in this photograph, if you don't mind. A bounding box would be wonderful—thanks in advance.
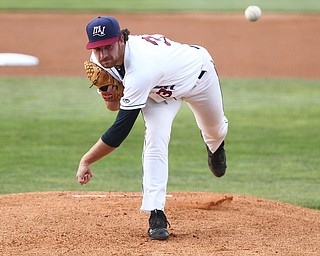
[140,51,228,212]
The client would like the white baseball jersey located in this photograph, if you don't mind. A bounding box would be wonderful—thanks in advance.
[91,34,208,110]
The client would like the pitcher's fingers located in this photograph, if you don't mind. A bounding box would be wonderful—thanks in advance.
[79,176,88,185]
[81,174,93,185]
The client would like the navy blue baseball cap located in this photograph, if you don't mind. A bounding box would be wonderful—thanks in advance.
[86,16,121,50]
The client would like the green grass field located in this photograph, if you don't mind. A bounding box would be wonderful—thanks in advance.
[1,0,320,13]
[1,77,319,210]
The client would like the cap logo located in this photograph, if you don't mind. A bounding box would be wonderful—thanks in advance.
[93,26,106,37]
[86,16,120,49]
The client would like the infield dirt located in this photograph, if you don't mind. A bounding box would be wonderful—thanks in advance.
[1,12,320,79]
[1,12,320,256]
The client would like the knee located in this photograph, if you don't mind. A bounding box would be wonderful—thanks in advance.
[144,127,171,153]
[207,120,228,140]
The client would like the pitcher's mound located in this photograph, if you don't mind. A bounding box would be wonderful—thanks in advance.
[1,191,319,255]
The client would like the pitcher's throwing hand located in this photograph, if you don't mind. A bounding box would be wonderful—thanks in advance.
[76,164,93,185]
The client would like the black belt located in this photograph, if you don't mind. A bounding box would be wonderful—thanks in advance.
[198,70,206,79]
[190,45,206,79]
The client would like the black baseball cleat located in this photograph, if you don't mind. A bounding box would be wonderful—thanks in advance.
[148,209,170,240]
[206,141,227,177]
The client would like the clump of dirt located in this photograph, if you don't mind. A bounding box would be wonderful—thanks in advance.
[192,195,234,210]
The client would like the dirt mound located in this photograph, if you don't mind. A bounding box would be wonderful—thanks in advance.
[1,191,319,255]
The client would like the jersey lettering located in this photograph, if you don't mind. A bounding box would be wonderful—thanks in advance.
[142,35,171,46]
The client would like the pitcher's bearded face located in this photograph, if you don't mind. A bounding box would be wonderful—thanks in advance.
[93,37,125,68]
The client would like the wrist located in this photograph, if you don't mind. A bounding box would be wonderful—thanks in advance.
[80,155,91,166]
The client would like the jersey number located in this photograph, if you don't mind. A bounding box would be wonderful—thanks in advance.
[142,35,171,46]
[156,85,175,98]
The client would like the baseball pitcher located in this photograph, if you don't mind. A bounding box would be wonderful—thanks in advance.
[77,16,228,240]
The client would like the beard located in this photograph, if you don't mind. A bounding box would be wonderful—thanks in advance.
[100,58,118,68]
[100,41,124,68]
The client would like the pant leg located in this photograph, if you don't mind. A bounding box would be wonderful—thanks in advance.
[140,98,182,212]
[185,62,228,153]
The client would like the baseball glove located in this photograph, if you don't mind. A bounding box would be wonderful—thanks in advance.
[84,61,124,101]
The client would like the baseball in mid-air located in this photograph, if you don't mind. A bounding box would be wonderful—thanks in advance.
[244,5,262,22]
